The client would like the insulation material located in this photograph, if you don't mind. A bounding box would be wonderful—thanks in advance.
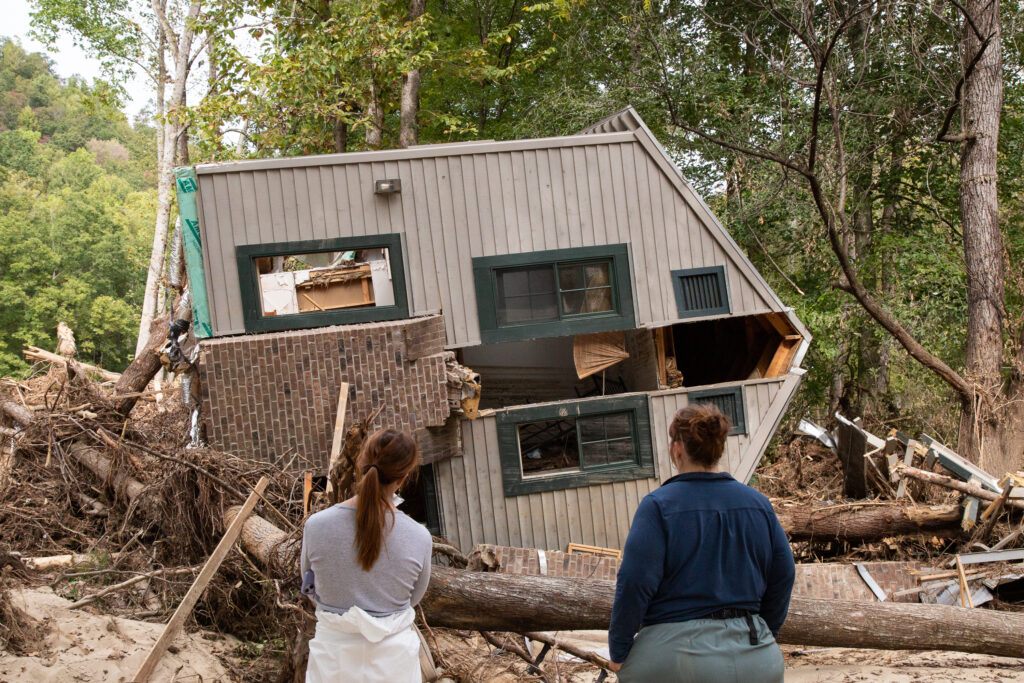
[573,331,629,380]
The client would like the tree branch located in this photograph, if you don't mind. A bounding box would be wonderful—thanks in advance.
[936,34,993,143]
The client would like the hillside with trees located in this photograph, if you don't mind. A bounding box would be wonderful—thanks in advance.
[0,38,157,376]
[12,0,1024,470]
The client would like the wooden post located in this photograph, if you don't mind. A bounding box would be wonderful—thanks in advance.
[303,471,313,517]
[324,381,350,498]
[131,476,270,683]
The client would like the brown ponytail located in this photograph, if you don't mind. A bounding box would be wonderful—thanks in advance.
[354,429,420,571]
[669,403,731,468]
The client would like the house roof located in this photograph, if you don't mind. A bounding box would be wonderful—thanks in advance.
[191,107,809,357]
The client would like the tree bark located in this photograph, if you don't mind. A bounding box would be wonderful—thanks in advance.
[957,0,1009,474]
[37,442,1024,661]
[773,502,962,542]
[115,316,170,416]
[365,82,383,148]
[895,464,1024,512]
[137,0,201,356]
[398,0,425,149]
[332,117,348,153]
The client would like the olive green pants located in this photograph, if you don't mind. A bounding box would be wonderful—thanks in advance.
[617,616,784,683]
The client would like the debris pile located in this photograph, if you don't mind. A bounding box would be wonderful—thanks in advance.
[3,338,1024,680]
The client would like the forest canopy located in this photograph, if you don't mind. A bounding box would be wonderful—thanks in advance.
[0,37,157,376]
[7,0,1024,466]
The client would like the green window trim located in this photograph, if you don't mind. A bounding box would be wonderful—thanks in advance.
[473,244,636,344]
[689,385,746,435]
[496,395,654,497]
[671,265,731,318]
[236,234,409,334]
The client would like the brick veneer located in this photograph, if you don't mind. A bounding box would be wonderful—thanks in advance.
[197,315,459,469]
[474,544,923,602]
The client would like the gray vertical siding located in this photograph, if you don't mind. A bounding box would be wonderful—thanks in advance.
[195,132,781,341]
[434,377,796,553]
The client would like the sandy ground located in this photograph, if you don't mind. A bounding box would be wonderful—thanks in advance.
[0,587,237,682]
[782,647,1024,682]
[551,631,1024,682]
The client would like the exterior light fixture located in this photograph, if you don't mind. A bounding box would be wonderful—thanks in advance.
[374,178,401,194]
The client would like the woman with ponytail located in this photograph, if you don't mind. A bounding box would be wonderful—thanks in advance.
[607,404,795,682]
[300,429,431,683]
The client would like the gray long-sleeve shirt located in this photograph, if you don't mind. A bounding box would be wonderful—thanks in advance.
[300,504,433,617]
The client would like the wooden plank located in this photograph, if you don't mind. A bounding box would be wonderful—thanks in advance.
[325,381,350,496]
[600,484,618,548]
[449,443,474,551]
[482,153,504,256]
[466,421,496,545]
[547,150,571,248]
[303,471,313,517]
[207,174,236,333]
[535,149,557,251]
[565,487,583,547]
[478,419,512,547]
[499,153,520,253]
[562,147,583,247]
[131,477,270,683]
[654,328,667,388]
[584,145,606,245]
[540,490,558,550]
[643,152,670,320]
[619,144,651,323]
[523,150,545,252]
[551,488,570,551]
[305,167,327,239]
[433,157,467,342]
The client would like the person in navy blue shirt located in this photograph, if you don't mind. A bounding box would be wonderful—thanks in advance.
[607,403,795,682]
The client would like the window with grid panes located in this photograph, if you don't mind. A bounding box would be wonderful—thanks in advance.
[496,395,655,496]
[473,245,635,343]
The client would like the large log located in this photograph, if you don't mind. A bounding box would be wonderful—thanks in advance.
[58,444,1024,659]
[774,501,962,542]
[895,464,1024,512]
[22,346,121,383]
[113,315,170,416]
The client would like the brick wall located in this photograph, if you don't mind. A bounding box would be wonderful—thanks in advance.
[474,544,922,602]
[472,544,622,582]
[198,315,460,469]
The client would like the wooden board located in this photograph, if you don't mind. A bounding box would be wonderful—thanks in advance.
[131,477,270,682]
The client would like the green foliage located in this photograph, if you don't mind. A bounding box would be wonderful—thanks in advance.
[0,38,156,377]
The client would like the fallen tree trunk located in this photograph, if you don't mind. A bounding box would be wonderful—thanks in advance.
[773,501,962,542]
[895,464,1024,512]
[1,402,35,428]
[113,315,170,416]
[54,442,1024,658]
[22,346,122,383]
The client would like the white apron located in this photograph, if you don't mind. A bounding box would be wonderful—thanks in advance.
[306,605,420,683]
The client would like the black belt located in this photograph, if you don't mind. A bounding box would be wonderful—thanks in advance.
[706,608,760,646]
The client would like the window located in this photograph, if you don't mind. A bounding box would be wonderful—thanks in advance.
[496,395,654,496]
[474,245,635,343]
[671,266,730,318]
[236,234,408,333]
[688,385,746,435]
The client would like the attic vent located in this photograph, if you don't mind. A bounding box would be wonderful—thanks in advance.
[689,386,746,435]
[671,266,730,318]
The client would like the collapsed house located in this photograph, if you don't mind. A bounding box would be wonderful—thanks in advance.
[172,107,810,552]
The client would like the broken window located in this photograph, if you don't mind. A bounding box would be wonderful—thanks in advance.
[518,412,635,475]
[256,249,392,316]
[236,234,409,333]
[496,395,654,496]
[655,313,802,389]
[473,245,635,344]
